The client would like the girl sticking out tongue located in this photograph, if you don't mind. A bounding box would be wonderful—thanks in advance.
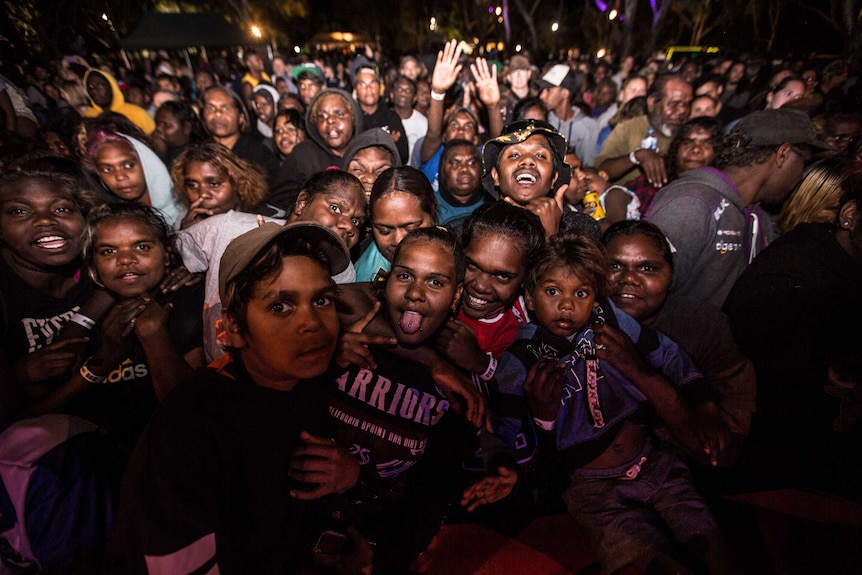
[384,227,463,347]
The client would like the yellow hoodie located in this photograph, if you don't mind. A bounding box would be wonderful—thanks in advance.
[83,69,155,135]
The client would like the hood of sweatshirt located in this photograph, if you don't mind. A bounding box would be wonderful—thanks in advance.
[304,88,364,155]
[339,127,402,170]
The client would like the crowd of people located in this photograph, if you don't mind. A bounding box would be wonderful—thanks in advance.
[0,37,861,574]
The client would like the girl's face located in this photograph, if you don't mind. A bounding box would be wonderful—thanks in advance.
[274,116,305,156]
[92,218,169,299]
[183,161,240,215]
[95,141,149,205]
[292,184,366,249]
[385,239,462,347]
[606,234,672,325]
[371,191,435,262]
[155,109,190,149]
[675,127,716,174]
[461,231,527,320]
[0,179,85,270]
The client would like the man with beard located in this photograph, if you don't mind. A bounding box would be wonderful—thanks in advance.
[597,74,692,188]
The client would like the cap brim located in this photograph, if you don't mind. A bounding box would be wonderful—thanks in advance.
[218,222,350,300]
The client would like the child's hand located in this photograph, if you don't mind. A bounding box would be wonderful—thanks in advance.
[158,265,202,293]
[436,318,488,374]
[289,431,360,499]
[133,296,172,340]
[428,357,492,432]
[12,337,90,384]
[524,357,565,421]
[335,302,397,369]
[461,466,518,511]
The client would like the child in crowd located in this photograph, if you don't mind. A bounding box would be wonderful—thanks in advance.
[273,108,307,160]
[74,203,204,448]
[117,222,362,573]
[435,201,547,505]
[329,227,477,574]
[88,128,183,225]
[177,169,365,362]
[578,165,641,228]
[0,156,100,422]
[490,233,736,573]
[437,202,544,385]
[354,166,436,282]
[482,119,572,238]
[169,142,280,229]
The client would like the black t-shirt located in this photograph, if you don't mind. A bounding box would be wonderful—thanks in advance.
[229,133,279,189]
[0,256,95,362]
[116,354,337,574]
[73,281,205,450]
[329,350,472,572]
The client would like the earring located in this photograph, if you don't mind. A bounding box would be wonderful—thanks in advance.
[843,221,851,228]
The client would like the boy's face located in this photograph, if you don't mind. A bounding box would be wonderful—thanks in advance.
[224,255,339,391]
[526,269,598,338]
[492,134,558,205]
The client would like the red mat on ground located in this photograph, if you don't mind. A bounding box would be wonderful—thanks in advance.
[411,514,599,575]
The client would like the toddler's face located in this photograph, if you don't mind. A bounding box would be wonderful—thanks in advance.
[526,269,597,338]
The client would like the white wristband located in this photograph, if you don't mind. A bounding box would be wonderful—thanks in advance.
[533,417,556,431]
[430,90,446,101]
[629,148,641,165]
[479,353,498,381]
[69,312,96,330]
[79,361,106,384]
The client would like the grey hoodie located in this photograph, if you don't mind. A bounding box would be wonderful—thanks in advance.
[339,127,402,171]
[271,89,364,209]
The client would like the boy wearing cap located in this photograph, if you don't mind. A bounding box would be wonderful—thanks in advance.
[537,63,599,166]
[117,223,362,574]
[646,108,827,307]
[483,119,572,238]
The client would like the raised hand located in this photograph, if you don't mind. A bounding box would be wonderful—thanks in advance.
[470,57,500,106]
[335,301,397,369]
[431,39,463,94]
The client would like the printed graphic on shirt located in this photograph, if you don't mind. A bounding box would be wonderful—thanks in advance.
[331,364,450,478]
[22,306,79,353]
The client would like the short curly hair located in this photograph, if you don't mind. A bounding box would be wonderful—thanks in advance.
[170,142,268,211]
